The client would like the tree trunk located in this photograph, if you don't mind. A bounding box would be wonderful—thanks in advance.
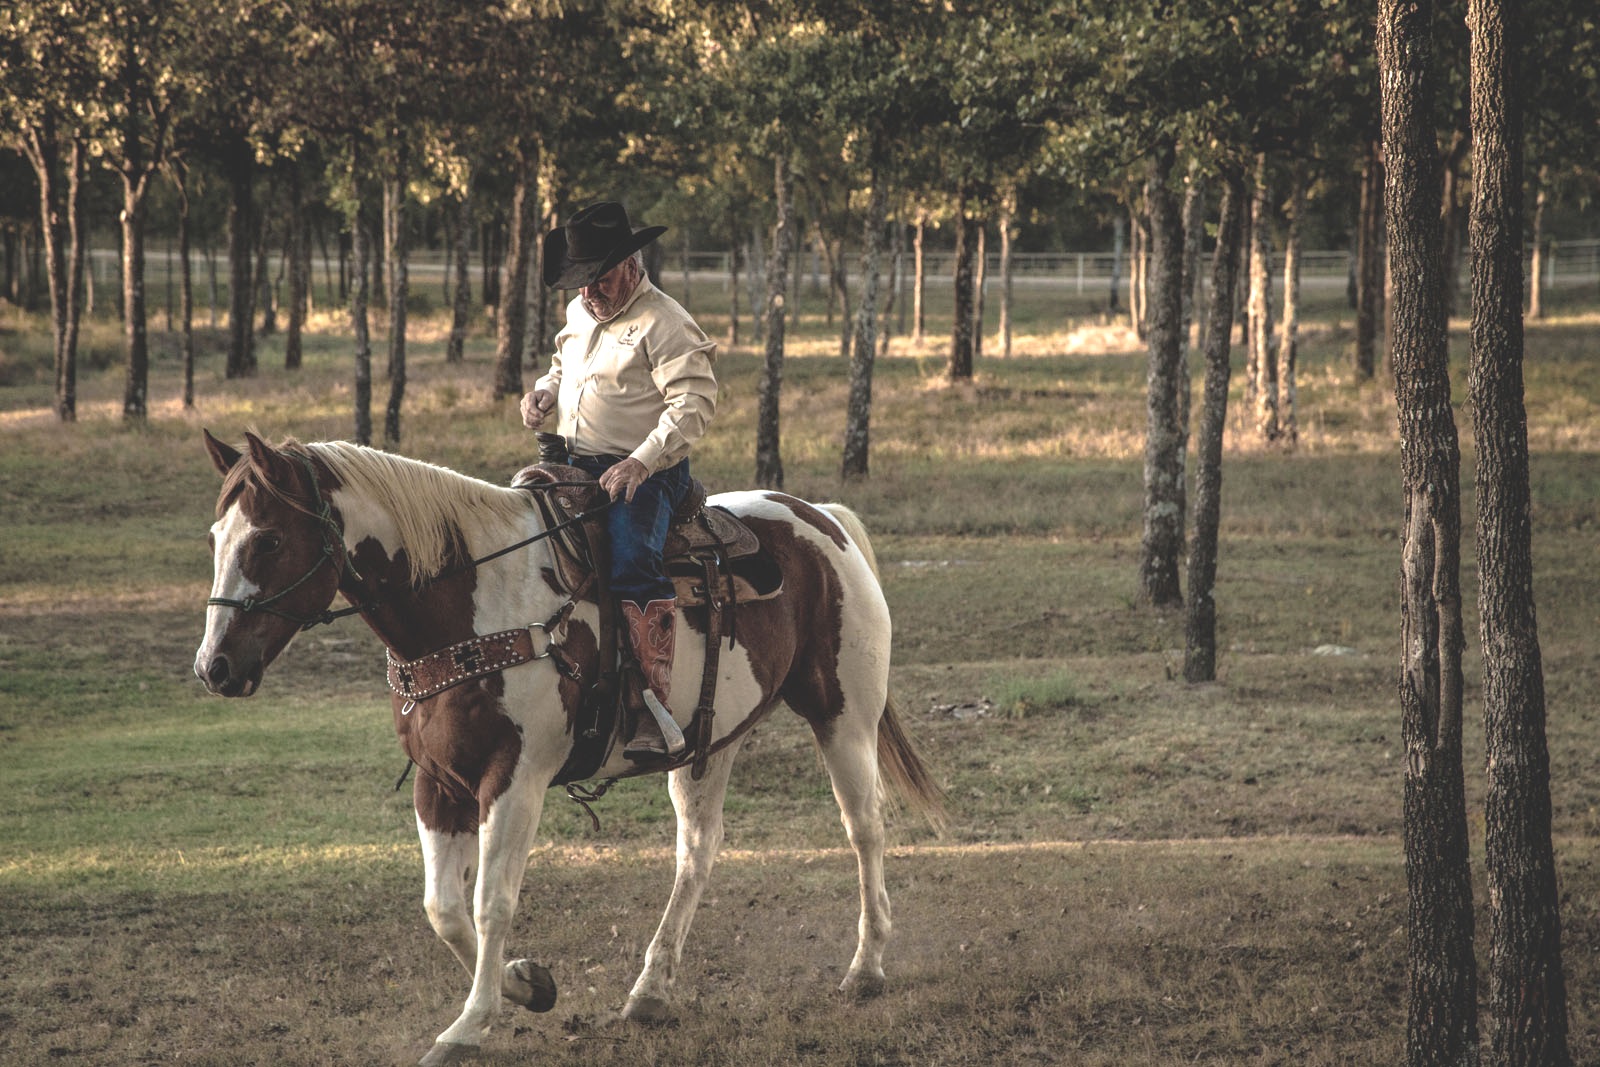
[174,163,195,409]
[1527,164,1548,321]
[1379,2,1479,1063]
[972,219,988,363]
[948,190,976,381]
[1248,153,1278,441]
[1137,142,1187,609]
[383,171,408,447]
[255,203,275,339]
[911,207,927,344]
[119,168,151,420]
[1109,214,1124,314]
[755,154,793,490]
[1356,138,1384,380]
[20,121,82,422]
[1277,160,1306,447]
[1181,168,1206,361]
[879,214,902,359]
[998,195,1015,359]
[350,204,373,446]
[285,171,307,371]
[493,149,536,400]
[1184,174,1246,683]
[727,227,742,348]
[1440,130,1469,319]
[225,150,256,378]
[481,221,500,310]
[842,170,888,481]
[1130,198,1147,340]
[447,184,472,364]
[1469,1,1571,1061]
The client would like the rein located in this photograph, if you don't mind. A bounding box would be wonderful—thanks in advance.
[208,460,612,631]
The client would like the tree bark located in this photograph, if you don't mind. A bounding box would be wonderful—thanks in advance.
[383,170,408,448]
[1469,1,1571,1061]
[20,120,85,422]
[755,153,793,490]
[447,182,472,364]
[225,149,256,378]
[972,219,988,363]
[119,167,151,419]
[998,189,1016,359]
[1277,160,1306,447]
[1440,130,1469,319]
[1248,154,1278,441]
[1137,142,1187,610]
[349,202,373,446]
[1379,2,1479,1063]
[173,162,195,409]
[1356,139,1384,380]
[1184,174,1246,682]
[842,170,887,481]
[1527,164,1548,321]
[948,189,976,381]
[911,207,927,344]
[493,148,536,400]
[285,170,307,371]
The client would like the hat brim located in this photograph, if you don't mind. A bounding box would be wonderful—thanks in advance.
[543,224,667,290]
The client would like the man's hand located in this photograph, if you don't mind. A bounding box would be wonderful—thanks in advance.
[520,389,555,430]
[599,458,650,503]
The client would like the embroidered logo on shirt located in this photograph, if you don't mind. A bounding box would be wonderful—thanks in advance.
[618,324,640,346]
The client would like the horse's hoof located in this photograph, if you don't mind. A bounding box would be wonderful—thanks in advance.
[418,1041,478,1067]
[838,972,886,1000]
[620,994,674,1024]
[505,958,558,1013]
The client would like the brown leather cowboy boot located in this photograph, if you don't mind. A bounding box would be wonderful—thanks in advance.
[622,599,686,760]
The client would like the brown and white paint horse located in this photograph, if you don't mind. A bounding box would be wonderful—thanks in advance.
[194,431,941,1066]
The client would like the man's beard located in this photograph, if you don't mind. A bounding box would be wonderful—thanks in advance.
[582,259,642,322]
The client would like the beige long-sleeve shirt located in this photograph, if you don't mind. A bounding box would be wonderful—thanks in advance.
[534,277,718,473]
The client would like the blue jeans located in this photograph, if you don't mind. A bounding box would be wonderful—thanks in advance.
[570,454,691,604]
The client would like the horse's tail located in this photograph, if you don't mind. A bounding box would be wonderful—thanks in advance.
[877,694,948,831]
[820,503,880,580]
[819,503,946,830]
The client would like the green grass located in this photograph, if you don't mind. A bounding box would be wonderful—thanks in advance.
[2,288,1599,1064]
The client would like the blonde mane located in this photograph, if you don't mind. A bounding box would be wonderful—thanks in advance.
[303,442,533,584]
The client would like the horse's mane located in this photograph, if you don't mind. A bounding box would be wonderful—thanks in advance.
[229,439,534,586]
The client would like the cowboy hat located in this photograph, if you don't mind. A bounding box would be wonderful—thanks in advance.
[542,201,667,290]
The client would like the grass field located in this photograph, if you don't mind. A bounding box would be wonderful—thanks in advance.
[2,280,1599,1065]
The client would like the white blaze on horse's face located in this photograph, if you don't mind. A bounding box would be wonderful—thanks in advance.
[194,503,266,696]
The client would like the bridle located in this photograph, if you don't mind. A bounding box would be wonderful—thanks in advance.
[206,453,363,630]
[207,451,612,632]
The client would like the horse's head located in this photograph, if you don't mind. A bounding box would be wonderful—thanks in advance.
[195,430,347,697]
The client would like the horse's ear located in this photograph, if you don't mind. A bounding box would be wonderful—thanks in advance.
[203,429,242,476]
[243,430,298,486]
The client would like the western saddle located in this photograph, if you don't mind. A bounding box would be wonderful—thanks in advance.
[510,461,781,784]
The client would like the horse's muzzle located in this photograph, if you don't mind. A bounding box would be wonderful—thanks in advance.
[196,652,260,697]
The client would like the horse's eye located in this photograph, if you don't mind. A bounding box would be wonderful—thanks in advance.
[256,532,283,555]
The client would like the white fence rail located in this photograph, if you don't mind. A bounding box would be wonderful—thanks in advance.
[94,237,1600,298]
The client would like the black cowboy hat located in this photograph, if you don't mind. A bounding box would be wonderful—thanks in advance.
[542,201,667,290]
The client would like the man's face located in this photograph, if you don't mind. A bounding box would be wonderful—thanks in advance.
[582,259,638,320]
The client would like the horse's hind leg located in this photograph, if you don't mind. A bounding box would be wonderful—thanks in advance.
[814,707,893,998]
[622,737,745,1023]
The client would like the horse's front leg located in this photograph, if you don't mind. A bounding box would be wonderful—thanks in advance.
[421,774,547,1067]
[622,737,744,1023]
[419,817,556,1015]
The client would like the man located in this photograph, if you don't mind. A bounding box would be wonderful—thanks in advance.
[520,202,717,761]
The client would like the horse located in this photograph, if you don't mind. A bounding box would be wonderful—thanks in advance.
[193,430,942,1066]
